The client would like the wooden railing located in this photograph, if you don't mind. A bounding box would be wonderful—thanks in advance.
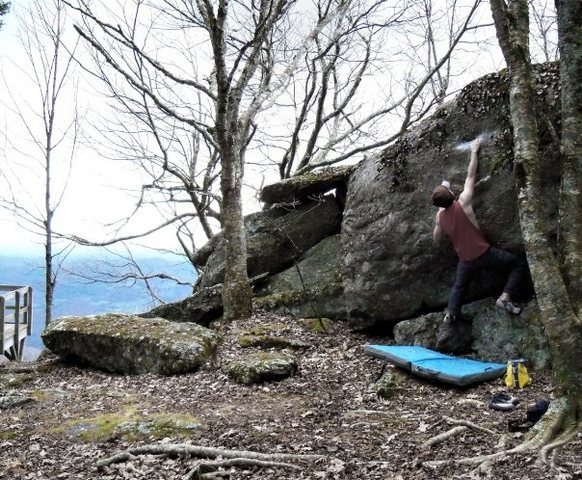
[0,285,33,361]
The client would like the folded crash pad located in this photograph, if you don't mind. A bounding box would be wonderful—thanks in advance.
[365,345,506,386]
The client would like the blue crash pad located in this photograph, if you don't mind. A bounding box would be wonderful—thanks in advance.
[365,345,506,386]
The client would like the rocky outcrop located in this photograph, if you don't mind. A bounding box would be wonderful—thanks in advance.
[42,314,220,375]
[260,166,354,205]
[341,62,559,327]
[140,285,222,326]
[199,195,342,288]
[141,63,557,367]
[393,299,550,369]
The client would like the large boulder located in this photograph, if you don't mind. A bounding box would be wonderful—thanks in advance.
[199,195,342,288]
[254,235,346,319]
[393,299,550,370]
[341,63,560,328]
[42,314,220,375]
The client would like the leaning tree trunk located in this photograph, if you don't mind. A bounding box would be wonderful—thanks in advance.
[490,0,581,438]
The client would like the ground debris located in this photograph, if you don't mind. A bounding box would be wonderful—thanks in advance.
[0,310,578,479]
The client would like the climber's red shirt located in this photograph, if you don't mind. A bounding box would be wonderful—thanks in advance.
[439,200,490,261]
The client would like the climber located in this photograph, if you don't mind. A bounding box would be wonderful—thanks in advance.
[431,137,528,351]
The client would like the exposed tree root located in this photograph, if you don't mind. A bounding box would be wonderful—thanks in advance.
[422,397,581,471]
[184,457,302,480]
[96,442,326,477]
[422,416,496,448]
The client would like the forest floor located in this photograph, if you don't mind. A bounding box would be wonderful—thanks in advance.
[0,310,580,480]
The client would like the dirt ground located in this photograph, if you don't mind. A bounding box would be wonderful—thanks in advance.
[1,311,580,479]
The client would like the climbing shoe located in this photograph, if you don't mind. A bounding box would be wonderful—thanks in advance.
[496,297,522,315]
[489,393,519,411]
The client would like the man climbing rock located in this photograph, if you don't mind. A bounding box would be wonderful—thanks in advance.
[431,137,528,352]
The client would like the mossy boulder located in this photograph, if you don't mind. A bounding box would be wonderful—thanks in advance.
[341,62,559,328]
[42,314,220,375]
[260,166,354,205]
[228,352,298,384]
[375,367,408,399]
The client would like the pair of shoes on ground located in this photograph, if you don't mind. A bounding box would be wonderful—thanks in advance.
[489,393,520,411]
[496,297,522,315]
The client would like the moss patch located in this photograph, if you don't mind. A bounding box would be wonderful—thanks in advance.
[58,407,201,443]
[242,323,287,336]
[302,317,333,334]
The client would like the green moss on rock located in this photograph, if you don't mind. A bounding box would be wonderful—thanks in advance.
[41,314,221,375]
[60,407,201,442]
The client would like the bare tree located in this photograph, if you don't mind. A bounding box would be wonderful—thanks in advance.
[262,0,485,178]
[530,0,559,62]
[66,0,377,320]
[0,0,80,326]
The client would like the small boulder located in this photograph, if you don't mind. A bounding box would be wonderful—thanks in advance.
[42,314,220,375]
[228,352,298,384]
[375,367,408,399]
[260,166,354,205]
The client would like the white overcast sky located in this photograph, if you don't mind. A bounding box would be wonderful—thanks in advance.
[0,0,557,255]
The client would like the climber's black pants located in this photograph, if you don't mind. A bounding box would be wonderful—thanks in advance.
[447,247,527,317]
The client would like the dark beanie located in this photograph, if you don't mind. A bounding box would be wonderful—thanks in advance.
[431,186,454,208]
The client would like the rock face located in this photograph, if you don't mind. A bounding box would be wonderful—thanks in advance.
[341,63,560,327]
[199,195,342,288]
[253,234,345,319]
[42,314,220,375]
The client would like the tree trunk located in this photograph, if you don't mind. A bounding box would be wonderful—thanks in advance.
[555,0,582,318]
[219,146,252,321]
[489,0,581,399]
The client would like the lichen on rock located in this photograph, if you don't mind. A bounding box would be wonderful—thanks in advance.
[41,314,221,375]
